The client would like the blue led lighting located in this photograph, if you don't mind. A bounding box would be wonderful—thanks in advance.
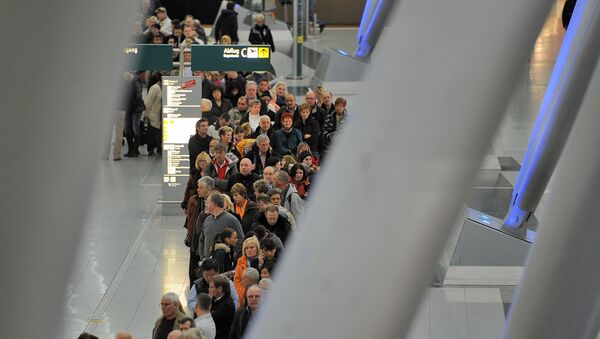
[505,1,583,229]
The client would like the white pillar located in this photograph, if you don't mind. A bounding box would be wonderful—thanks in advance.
[502,6,600,337]
[247,1,553,338]
[0,1,133,337]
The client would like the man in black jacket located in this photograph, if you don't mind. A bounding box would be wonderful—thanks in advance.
[248,13,275,51]
[229,285,262,339]
[214,1,239,43]
[274,93,300,129]
[253,205,292,245]
[304,90,326,128]
[210,275,236,339]
[245,134,273,175]
[226,158,260,196]
[188,119,213,173]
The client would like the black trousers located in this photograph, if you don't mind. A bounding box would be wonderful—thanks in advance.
[189,251,201,288]
[147,126,161,153]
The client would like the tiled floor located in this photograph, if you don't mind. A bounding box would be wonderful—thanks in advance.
[61,1,569,338]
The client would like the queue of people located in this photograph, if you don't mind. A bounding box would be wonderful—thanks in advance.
[97,1,347,338]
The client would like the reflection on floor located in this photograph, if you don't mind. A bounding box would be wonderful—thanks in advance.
[61,1,569,338]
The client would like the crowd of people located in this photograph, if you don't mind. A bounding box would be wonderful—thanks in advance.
[165,77,347,339]
[96,1,347,338]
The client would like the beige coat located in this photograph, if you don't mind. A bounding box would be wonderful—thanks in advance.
[144,83,162,129]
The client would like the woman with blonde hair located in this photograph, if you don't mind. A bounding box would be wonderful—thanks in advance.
[181,152,211,210]
[233,236,261,301]
[272,81,288,107]
[219,34,232,44]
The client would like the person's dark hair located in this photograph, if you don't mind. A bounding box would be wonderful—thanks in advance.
[201,258,219,272]
[268,187,282,198]
[253,225,267,239]
[256,194,271,204]
[265,205,279,214]
[179,317,196,327]
[208,192,225,208]
[212,274,231,296]
[210,227,235,253]
[260,260,274,275]
[226,1,236,10]
[260,237,276,251]
[196,293,212,311]
[234,126,246,134]
[196,118,209,128]
[219,112,231,121]
[335,97,347,106]
[266,156,281,167]
[253,179,270,195]
[244,231,257,240]
[172,19,181,28]
[289,163,307,182]
[212,85,223,94]
[78,333,99,339]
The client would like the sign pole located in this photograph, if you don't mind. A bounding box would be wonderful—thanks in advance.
[291,0,303,78]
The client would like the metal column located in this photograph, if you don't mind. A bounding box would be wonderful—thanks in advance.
[247,1,553,338]
[502,13,600,337]
[291,0,303,77]
[504,0,600,231]
[353,0,397,60]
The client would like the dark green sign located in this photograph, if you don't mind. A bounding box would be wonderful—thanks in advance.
[191,45,272,71]
[124,44,173,71]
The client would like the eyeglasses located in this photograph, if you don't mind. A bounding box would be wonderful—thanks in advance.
[160,303,173,308]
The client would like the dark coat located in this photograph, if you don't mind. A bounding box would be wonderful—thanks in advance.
[214,9,239,43]
[320,110,347,153]
[274,105,300,129]
[189,134,213,171]
[294,116,321,153]
[309,104,327,129]
[229,306,254,339]
[252,125,274,141]
[271,127,303,157]
[248,24,275,51]
[211,243,237,273]
[235,200,261,233]
[225,75,247,102]
[226,172,260,197]
[213,98,234,116]
[212,295,236,339]
[253,213,292,245]
[244,143,274,175]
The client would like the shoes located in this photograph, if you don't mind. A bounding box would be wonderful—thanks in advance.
[124,152,138,158]
[319,23,326,33]
[148,151,156,156]
[113,157,122,161]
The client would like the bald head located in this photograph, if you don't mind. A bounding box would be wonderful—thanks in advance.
[115,332,133,339]
[239,158,253,175]
[167,330,182,339]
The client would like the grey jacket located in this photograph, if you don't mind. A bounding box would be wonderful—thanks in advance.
[199,211,244,259]
[282,184,305,223]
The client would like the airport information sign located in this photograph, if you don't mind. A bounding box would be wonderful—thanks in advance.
[124,44,173,70]
[161,76,202,212]
[191,45,272,71]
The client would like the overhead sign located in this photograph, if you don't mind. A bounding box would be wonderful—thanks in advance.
[191,45,272,71]
[124,44,173,71]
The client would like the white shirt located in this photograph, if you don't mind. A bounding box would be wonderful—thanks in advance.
[194,313,216,339]
[249,114,260,131]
